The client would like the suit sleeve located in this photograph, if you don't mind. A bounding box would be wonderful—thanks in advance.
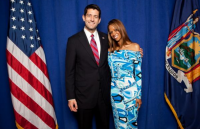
[65,37,76,100]
[134,53,142,99]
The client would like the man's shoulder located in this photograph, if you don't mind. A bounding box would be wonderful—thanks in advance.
[98,31,107,37]
[68,30,84,40]
[97,31,108,41]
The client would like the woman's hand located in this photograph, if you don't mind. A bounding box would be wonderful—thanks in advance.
[139,48,143,57]
[135,99,142,111]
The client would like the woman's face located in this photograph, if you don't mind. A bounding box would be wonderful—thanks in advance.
[108,25,122,42]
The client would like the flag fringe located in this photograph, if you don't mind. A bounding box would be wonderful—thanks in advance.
[56,124,59,129]
[164,93,184,129]
[16,122,23,129]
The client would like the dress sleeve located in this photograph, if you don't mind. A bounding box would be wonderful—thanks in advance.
[134,53,142,99]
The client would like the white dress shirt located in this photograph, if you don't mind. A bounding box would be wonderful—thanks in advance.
[84,27,101,57]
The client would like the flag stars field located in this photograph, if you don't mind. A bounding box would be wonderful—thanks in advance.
[30,36,33,40]
[27,2,31,6]
[11,16,16,21]
[20,9,24,13]
[20,26,25,31]
[20,17,25,22]
[28,11,32,15]
[11,8,15,12]
[29,19,33,23]
[19,0,24,4]
[21,35,25,39]
[30,44,34,48]
[12,25,16,30]
[29,27,33,31]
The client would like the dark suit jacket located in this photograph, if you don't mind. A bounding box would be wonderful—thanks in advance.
[65,30,111,109]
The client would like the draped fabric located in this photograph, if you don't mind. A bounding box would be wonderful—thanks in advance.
[165,0,200,128]
[6,0,58,128]
[0,0,178,129]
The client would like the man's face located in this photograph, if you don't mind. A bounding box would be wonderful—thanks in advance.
[82,9,101,33]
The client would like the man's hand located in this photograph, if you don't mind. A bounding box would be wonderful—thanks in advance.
[139,48,143,57]
[68,99,78,112]
[135,99,142,111]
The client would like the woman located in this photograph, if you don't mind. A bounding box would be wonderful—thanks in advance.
[107,19,142,129]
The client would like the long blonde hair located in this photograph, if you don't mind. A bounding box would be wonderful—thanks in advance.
[107,19,131,53]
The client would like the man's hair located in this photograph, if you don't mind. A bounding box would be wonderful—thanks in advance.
[84,4,101,18]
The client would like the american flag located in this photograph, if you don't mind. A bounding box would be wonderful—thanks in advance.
[6,0,58,128]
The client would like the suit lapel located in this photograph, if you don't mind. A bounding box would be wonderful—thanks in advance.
[78,30,97,64]
[98,31,107,67]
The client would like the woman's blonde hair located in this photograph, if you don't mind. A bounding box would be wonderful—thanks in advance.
[107,19,131,52]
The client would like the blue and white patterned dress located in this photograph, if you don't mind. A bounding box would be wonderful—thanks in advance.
[108,50,142,129]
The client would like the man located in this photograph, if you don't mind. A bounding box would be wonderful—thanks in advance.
[65,4,111,129]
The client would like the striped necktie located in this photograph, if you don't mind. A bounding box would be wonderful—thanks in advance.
[90,34,99,65]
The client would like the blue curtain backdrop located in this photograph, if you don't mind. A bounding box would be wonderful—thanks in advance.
[0,0,178,129]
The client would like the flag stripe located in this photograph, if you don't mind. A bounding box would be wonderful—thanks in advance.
[11,94,51,129]
[7,64,56,120]
[6,49,54,106]
[7,37,52,94]
[9,79,56,129]
[29,51,50,79]
[35,46,47,64]
[14,110,38,129]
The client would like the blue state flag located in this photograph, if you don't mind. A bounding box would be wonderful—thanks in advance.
[165,0,200,128]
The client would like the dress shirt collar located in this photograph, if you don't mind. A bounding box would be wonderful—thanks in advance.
[84,27,98,40]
